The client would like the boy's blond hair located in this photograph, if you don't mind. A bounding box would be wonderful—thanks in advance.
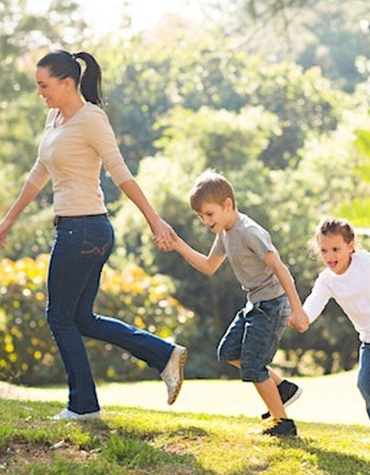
[189,170,236,212]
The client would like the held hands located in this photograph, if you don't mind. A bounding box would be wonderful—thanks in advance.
[152,218,177,251]
[287,309,310,333]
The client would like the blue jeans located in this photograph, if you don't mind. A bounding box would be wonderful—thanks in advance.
[46,215,174,414]
[217,294,289,382]
[358,342,370,422]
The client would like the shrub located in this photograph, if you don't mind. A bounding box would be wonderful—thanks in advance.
[0,255,195,385]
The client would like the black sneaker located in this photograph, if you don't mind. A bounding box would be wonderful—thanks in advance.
[261,379,302,420]
[262,418,297,437]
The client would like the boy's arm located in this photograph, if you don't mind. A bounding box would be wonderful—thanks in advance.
[173,236,226,275]
[264,251,309,332]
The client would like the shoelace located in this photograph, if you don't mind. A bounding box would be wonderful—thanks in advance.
[263,418,282,430]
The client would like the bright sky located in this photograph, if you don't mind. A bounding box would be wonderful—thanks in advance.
[27,0,202,34]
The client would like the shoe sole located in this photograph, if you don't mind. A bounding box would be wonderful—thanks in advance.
[167,348,188,405]
[263,429,298,437]
[261,386,303,420]
[283,386,303,409]
[51,412,101,421]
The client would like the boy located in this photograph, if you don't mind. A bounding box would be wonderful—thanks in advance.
[169,170,309,436]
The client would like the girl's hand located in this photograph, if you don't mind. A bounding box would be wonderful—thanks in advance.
[288,311,310,333]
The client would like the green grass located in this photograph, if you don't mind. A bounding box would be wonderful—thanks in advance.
[1,398,370,475]
[1,370,368,425]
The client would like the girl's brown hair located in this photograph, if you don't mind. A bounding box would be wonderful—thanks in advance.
[316,217,355,244]
[309,217,356,258]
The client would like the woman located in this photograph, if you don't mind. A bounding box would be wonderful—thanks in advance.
[0,50,187,420]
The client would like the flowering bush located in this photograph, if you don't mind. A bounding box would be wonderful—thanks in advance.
[0,255,194,385]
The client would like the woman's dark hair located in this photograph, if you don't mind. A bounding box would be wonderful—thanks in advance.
[36,50,103,107]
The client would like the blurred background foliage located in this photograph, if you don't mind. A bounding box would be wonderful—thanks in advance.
[0,255,195,385]
[1,0,370,384]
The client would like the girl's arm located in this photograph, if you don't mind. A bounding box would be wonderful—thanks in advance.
[302,275,331,325]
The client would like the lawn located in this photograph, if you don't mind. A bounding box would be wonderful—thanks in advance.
[0,371,370,474]
[0,398,370,474]
[1,369,368,425]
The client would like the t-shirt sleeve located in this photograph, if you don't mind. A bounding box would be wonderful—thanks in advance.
[245,226,278,261]
[210,234,225,256]
[86,107,133,186]
[303,272,332,323]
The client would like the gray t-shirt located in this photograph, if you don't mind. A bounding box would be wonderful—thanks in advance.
[210,212,284,303]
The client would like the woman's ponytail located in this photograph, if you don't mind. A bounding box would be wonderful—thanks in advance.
[74,52,103,107]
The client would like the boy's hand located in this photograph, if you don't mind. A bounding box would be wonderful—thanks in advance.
[288,310,310,333]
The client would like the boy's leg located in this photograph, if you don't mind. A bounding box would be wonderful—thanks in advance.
[260,368,302,419]
[230,362,302,419]
[240,296,298,436]
[254,377,287,419]
[239,298,288,393]
[230,361,282,384]
[268,367,283,385]
[217,308,246,365]
[220,298,297,436]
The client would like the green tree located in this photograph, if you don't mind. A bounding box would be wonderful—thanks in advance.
[205,1,370,92]
[113,71,369,376]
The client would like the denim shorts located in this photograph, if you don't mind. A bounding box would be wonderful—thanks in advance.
[217,294,290,383]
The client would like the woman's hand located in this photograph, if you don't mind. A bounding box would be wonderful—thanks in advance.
[152,218,177,251]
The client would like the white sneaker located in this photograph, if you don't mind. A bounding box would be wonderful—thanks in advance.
[51,408,101,421]
[160,345,188,405]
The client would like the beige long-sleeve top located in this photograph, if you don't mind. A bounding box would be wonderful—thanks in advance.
[27,102,133,216]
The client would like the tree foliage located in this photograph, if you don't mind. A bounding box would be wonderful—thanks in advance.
[1,0,370,379]
[113,66,369,376]
[204,0,370,92]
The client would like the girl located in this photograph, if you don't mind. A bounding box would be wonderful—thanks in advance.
[300,217,370,422]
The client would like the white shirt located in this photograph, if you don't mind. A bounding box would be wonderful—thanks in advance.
[303,250,370,342]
